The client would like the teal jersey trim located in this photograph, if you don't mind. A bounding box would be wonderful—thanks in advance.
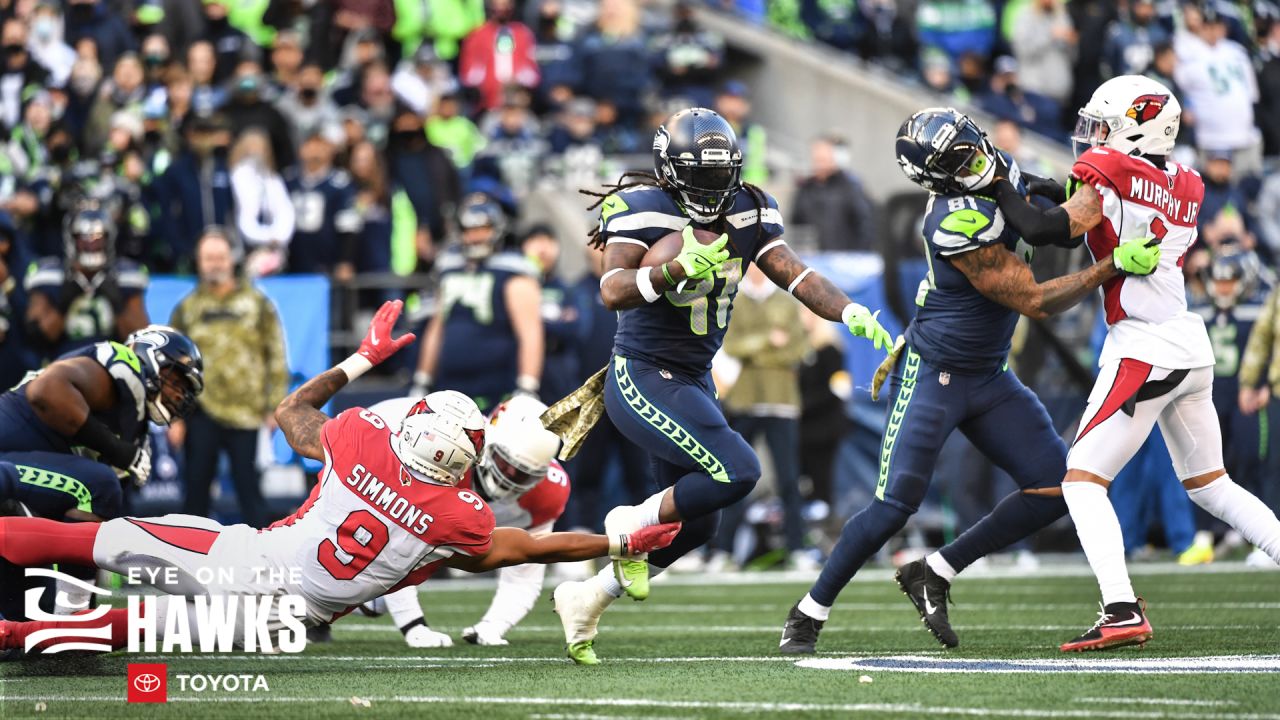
[16,464,94,513]
[877,348,920,501]
[613,356,729,483]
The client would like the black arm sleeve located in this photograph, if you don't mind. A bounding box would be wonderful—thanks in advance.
[992,179,1076,248]
[72,416,136,468]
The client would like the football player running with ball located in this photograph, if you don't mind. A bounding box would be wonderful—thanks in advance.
[988,75,1280,652]
[549,107,894,665]
[777,107,1165,654]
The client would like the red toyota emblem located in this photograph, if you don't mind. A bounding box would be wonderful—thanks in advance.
[127,663,168,703]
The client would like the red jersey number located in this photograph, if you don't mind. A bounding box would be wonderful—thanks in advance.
[318,509,390,580]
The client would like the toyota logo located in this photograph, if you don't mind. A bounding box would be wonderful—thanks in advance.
[133,674,162,693]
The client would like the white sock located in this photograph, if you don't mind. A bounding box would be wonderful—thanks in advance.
[1187,476,1280,563]
[1062,481,1136,606]
[592,565,624,599]
[797,593,831,621]
[638,489,669,526]
[925,552,958,582]
[381,586,424,629]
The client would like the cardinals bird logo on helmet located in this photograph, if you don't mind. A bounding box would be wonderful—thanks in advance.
[1126,94,1170,125]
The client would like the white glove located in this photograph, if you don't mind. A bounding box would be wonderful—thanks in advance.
[461,622,509,646]
[128,442,152,487]
[403,624,453,648]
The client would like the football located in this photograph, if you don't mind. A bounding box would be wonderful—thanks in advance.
[642,227,723,268]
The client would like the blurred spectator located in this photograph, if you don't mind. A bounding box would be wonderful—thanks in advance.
[426,0,486,63]
[916,0,997,66]
[427,90,486,169]
[1174,5,1258,161]
[791,136,877,252]
[23,203,148,358]
[1,17,53,134]
[714,263,811,569]
[855,0,916,69]
[798,0,857,53]
[156,112,234,269]
[83,52,143,155]
[286,133,361,277]
[273,62,339,148]
[347,139,395,275]
[413,193,543,413]
[1007,0,1075,106]
[522,225,580,403]
[390,44,453,117]
[992,118,1050,177]
[6,92,54,181]
[1145,41,1196,151]
[797,310,850,509]
[0,211,33,390]
[226,65,295,170]
[169,227,289,529]
[25,3,75,88]
[530,0,579,113]
[1102,0,1168,77]
[980,56,1061,139]
[64,0,136,69]
[576,0,652,122]
[459,0,540,113]
[481,92,547,195]
[1258,16,1280,159]
[921,47,960,98]
[389,106,460,249]
[1200,152,1252,231]
[186,40,224,113]
[546,97,603,188]
[229,129,294,276]
[330,30,387,107]
[357,61,397,148]
[140,34,171,95]
[1256,172,1280,256]
[715,81,767,185]
[655,2,724,107]
[163,65,193,138]
[202,0,251,85]
[593,98,642,155]
[268,30,305,93]
[152,0,207,56]
[1065,0,1117,116]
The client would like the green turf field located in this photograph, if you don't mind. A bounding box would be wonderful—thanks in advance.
[2,563,1278,719]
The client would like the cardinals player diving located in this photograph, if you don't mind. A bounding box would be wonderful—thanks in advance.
[0,301,679,654]
[360,394,571,648]
[988,75,1280,652]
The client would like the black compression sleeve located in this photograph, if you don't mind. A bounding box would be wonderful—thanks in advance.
[992,179,1074,248]
[72,416,136,468]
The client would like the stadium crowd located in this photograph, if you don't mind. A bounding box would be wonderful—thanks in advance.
[0,0,1276,573]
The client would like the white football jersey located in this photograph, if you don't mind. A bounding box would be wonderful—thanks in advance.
[1074,147,1214,370]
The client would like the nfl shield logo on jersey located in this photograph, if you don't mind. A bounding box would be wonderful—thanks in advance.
[939,372,951,387]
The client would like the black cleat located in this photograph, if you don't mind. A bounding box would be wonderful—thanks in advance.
[895,559,958,648]
[779,602,824,654]
[306,623,333,644]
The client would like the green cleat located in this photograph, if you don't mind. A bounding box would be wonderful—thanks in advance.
[613,557,650,601]
[567,640,599,665]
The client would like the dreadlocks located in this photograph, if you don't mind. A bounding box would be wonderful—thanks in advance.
[581,172,772,251]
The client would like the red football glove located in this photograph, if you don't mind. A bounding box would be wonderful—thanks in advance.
[621,522,683,556]
[358,300,416,366]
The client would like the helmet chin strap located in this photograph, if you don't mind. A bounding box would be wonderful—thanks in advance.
[147,398,172,425]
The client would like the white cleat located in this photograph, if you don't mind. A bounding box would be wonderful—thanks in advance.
[404,625,454,648]
[553,580,615,664]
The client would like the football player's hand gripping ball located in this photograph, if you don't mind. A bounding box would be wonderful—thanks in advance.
[673,225,730,280]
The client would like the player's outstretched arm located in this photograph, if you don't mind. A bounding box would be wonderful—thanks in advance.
[950,244,1121,320]
[990,177,1104,246]
[447,524,682,573]
[277,300,416,461]
[756,242,893,349]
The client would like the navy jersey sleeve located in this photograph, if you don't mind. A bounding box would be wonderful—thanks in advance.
[599,186,688,249]
[23,259,65,298]
[925,192,1012,258]
[724,191,785,246]
[114,260,149,299]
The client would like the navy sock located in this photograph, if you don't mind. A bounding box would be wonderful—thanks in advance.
[939,490,1067,572]
[809,500,912,607]
[672,470,755,520]
[650,511,721,568]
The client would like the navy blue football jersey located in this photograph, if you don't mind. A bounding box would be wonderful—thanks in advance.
[0,340,150,456]
[286,168,362,274]
[602,185,784,375]
[904,172,1030,374]
[434,250,538,401]
[24,259,148,355]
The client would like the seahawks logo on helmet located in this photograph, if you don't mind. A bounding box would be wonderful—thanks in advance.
[1126,94,1170,125]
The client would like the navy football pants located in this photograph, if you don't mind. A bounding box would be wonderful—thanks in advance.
[604,355,761,568]
[810,347,1068,606]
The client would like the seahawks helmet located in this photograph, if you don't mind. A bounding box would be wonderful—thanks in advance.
[456,193,507,261]
[127,325,205,425]
[1208,246,1261,310]
[653,108,743,223]
[64,204,116,273]
[895,108,998,194]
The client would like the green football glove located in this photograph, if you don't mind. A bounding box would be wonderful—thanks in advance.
[673,226,730,281]
[843,303,893,351]
[1113,237,1162,276]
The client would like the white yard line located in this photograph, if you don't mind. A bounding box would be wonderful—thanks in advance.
[1077,698,1239,707]
[1,693,1277,720]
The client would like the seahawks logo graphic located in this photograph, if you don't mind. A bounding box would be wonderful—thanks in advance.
[1126,94,1170,125]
